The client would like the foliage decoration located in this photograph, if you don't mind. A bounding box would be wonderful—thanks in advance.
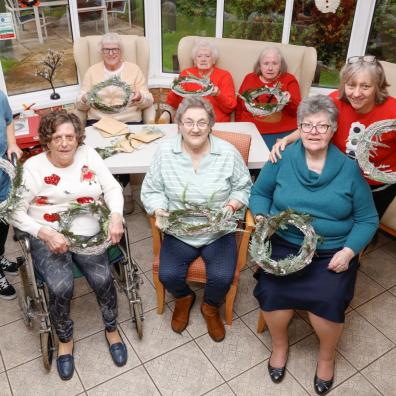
[356,119,396,187]
[249,209,320,276]
[238,83,290,117]
[58,200,111,255]
[171,73,214,97]
[0,159,24,222]
[88,76,132,113]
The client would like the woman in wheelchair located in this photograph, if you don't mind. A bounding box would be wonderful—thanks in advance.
[11,111,128,380]
[141,97,251,342]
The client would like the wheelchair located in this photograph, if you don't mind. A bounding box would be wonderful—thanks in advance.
[15,225,144,370]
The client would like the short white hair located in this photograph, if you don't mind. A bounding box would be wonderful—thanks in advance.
[98,32,124,54]
[191,39,219,63]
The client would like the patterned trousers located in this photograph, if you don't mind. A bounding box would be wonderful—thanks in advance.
[30,237,118,342]
[159,233,237,307]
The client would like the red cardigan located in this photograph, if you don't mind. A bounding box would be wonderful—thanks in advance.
[166,66,237,122]
[236,72,301,135]
[330,91,396,186]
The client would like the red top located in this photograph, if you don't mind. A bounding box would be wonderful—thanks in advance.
[166,66,237,122]
[330,91,396,186]
[235,72,301,135]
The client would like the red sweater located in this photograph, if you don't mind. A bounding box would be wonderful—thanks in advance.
[330,91,396,186]
[166,66,237,122]
[236,72,301,135]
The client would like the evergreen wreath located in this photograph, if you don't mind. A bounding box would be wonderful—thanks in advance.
[0,159,24,222]
[356,119,396,188]
[157,188,239,237]
[249,209,320,276]
[58,200,112,255]
[88,76,132,113]
[238,83,290,117]
[171,73,214,97]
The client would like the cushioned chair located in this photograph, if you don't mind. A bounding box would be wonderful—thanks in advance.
[177,36,317,99]
[378,60,396,237]
[73,34,156,124]
[149,130,254,325]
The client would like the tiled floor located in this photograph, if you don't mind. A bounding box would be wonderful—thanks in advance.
[1,194,396,395]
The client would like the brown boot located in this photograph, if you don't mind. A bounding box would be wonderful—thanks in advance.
[171,292,196,333]
[201,302,225,342]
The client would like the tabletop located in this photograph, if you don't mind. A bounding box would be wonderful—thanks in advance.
[84,122,269,174]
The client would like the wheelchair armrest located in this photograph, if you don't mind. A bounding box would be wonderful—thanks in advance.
[13,227,31,254]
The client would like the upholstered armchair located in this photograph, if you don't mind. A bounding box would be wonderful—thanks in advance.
[73,34,156,125]
[177,36,317,99]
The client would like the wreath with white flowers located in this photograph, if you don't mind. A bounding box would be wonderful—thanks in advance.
[249,209,320,276]
[58,200,111,255]
[0,158,24,222]
[171,73,214,97]
[238,83,290,117]
[355,119,396,187]
[88,76,132,113]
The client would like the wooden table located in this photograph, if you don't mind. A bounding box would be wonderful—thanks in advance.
[84,122,269,174]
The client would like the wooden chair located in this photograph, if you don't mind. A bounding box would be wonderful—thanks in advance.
[149,131,254,325]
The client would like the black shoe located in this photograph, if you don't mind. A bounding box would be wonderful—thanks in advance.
[267,353,288,383]
[105,330,128,367]
[314,370,334,395]
[0,256,19,276]
[56,347,74,381]
[0,270,16,300]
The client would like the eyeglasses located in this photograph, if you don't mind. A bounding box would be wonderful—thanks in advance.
[181,120,209,129]
[300,123,331,134]
[102,48,121,55]
[51,135,76,144]
[347,55,376,64]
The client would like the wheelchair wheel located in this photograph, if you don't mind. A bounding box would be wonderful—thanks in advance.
[40,331,54,370]
[132,301,143,339]
[18,292,33,328]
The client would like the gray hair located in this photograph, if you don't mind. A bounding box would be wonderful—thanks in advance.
[339,60,389,105]
[191,39,219,64]
[98,32,124,54]
[254,46,287,76]
[297,95,338,131]
[175,97,216,128]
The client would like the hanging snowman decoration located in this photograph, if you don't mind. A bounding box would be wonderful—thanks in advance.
[315,0,341,13]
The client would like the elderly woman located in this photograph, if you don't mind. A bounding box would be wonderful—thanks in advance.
[142,97,251,341]
[271,56,396,219]
[235,47,301,149]
[11,111,127,380]
[250,95,378,394]
[76,32,154,126]
[0,89,22,300]
[158,39,237,123]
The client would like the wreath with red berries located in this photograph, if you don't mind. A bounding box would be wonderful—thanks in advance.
[0,158,24,222]
[171,73,214,97]
[58,199,112,255]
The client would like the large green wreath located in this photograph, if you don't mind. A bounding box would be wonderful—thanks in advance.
[88,76,132,113]
[238,83,290,117]
[0,158,24,222]
[171,73,214,97]
[58,200,112,255]
[157,202,239,237]
[249,209,320,276]
[355,119,396,188]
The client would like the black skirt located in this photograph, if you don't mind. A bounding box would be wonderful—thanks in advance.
[253,235,359,323]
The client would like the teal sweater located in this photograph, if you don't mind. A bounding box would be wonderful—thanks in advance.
[249,140,379,254]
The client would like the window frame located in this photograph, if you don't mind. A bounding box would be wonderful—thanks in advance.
[0,0,380,112]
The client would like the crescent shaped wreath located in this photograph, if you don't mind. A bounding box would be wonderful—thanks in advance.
[355,119,396,188]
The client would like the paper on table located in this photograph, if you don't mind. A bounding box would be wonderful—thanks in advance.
[93,117,129,137]
[131,127,164,143]
[116,139,135,153]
